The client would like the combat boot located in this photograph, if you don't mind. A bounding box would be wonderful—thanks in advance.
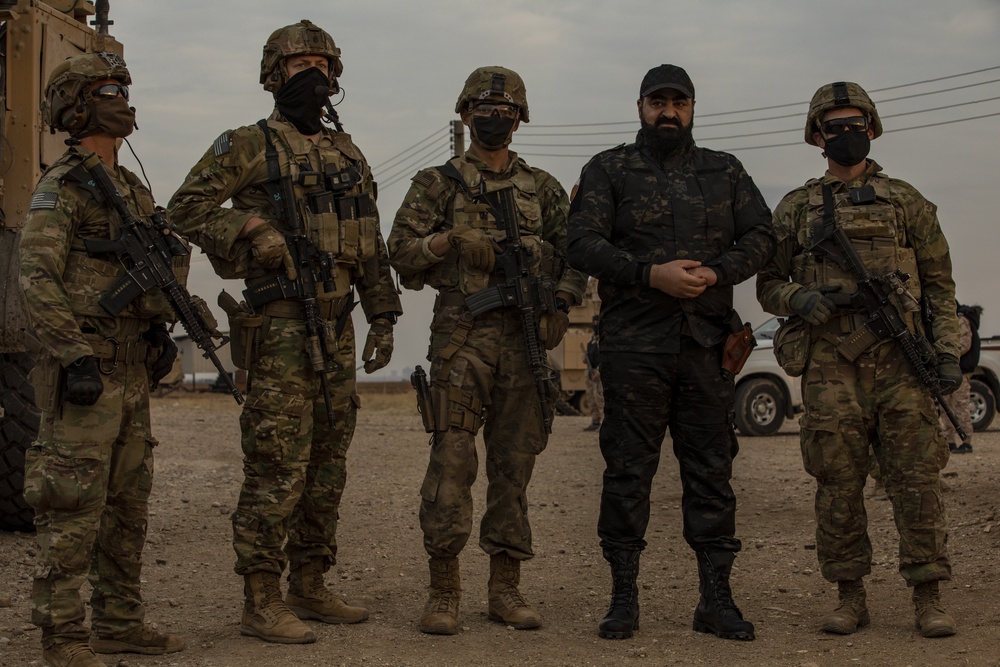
[286,560,369,624]
[913,580,957,637]
[419,557,461,635]
[820,579,870,634]
[91,623,184,654]
[692,551,755,641]
[240,571,316,644]
[487,553,542,630]
[598,549,640,640]
[42,640,105,667]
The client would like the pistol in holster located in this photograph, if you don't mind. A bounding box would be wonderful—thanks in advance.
[410,365,436,434]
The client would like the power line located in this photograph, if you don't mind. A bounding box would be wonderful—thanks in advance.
[379,143,451,190]
[371,126,449,172]
[524,66,1000,130]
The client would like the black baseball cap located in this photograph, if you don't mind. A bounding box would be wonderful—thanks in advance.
[639,64,694,99]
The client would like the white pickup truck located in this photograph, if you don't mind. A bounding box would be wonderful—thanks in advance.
[733,319,999,437]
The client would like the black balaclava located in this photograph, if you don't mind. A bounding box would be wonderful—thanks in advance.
[275,67,330,135]
[823,131,871,167]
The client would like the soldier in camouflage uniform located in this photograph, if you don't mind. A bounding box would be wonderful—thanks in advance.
[20,53,185,666]
[388,66,586,635]
[168,21,401,644]
[567,64,774,642]
[757,81,962,638]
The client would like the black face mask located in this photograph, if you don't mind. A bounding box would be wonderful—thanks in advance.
[471,115,516,150]
[823,131,870,167]
[637,116,693,160]
[78,96,135,139]
[275,67,330,135]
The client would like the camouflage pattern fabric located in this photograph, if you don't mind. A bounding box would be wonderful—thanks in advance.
[940,314,973,445]
[19,148,172,646]
[758,160,958,586]
[168,111,400,577]
[232,315,359,574]
[388,149,584,560]
[567,135,775,352]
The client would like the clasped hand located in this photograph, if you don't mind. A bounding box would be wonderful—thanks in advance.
[648,259,716,298]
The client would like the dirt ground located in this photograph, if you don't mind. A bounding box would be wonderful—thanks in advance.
[1,390,998,667]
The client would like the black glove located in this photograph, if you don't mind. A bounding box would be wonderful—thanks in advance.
[789,286,841,325]
[144,324,178,386]
[936,353,963,396]
[63,356,104,406]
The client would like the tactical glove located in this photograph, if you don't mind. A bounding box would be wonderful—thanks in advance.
[936,353,963,395]
[144,323,178,387]
[789,286,841,325]
[362,319,394,374]
[540,311,570,351]
[63,356,104,406]
[448,225,495,273]
[247,221,298,280]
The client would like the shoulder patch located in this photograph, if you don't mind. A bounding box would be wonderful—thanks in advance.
[29,192,58,211]
[411,171,436,189]
[213,132,232,157]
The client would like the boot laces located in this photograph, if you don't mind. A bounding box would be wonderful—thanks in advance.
[430,589,459,613]
[607,562,638,612]
[61,641,97,657]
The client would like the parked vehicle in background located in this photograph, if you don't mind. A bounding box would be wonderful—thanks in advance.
[733,317,801,437]
[971,335,999,432]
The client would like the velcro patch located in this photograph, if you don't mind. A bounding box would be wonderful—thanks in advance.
[213,132,232,157]
[29,192,58,211]
[412,171,435,189]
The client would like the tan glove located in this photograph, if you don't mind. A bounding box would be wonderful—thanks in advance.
[362,320,394,374]
[448,224,495,273]
[539,310,570,350]
[247,222,297,280]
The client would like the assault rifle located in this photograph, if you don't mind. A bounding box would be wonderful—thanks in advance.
[810,184,967,441]
[461,184,557,434]
[77,152,243,404]
[241,120,341,428]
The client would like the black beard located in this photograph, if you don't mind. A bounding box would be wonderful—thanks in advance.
[638,117,694,160]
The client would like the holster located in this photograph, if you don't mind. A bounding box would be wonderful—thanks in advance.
[28,354,63,414]
[721,322,757,375]
[410,365,436,434]
[219,290,264,371]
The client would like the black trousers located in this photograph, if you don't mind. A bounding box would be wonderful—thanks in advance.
[597,342,742,555]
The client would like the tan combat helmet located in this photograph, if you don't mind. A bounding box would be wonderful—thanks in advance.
[42,51,130,135]
[805,81,882,146]
[260,19,343,94]
[455,66,529,122]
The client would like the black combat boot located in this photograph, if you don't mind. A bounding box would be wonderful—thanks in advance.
[598,550,640,639]
[692,551,755,641]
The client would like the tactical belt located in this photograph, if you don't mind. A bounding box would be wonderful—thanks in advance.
[257,296,349,322]
[84,335,151,365]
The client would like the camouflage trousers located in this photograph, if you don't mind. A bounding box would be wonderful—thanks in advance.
[597,342,743,555]
[24,357,154,647]
[232,315,358,576]
[800,337,951,586]
[420,306,552,560]
[585,367,604,426]
[939,374,972,446]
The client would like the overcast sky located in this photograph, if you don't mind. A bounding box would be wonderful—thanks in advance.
[103,0,1000,380]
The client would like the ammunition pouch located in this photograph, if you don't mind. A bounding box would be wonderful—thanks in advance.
[222,299,265,372]
[773,317,811,377]
[28,355,63,414]
[431,380,484,434]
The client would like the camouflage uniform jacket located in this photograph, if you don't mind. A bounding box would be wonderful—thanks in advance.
[757,160,959,358]
[20,146,177,366]
[567,135,775,353]
[168,110,400,320]
[387,149,586,304]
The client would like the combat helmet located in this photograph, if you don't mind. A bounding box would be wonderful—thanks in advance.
[42,51,130,135]
[805,81,882,146]
[260,19,343,94]
[455,66,529,122]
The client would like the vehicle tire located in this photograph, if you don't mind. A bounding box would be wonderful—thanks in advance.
[734,378,786,437]
[576,391,594,418]
[0,352,39,532]
[969,378,995,433]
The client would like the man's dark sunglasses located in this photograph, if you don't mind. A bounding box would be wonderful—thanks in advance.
[822,116,867,137]
[91,83,129,101]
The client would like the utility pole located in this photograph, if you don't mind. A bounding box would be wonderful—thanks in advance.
[450,120,464,158]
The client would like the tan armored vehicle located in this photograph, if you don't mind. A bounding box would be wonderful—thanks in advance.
[0,0,121,531]
[548,278,600,415]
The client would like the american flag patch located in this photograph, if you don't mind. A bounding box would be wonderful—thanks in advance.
[213,132,232,157]
[29,192,58,210]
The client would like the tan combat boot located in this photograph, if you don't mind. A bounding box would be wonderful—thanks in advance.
[913,580,957,637]
[42,640,105,667]
[418,557,461,635]
[487,553,542,630]
[820,579,870,634]
[286,560,369,624]
[91,623,184,654]
[240,571,316,644]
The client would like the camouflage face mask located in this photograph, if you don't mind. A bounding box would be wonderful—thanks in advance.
[79,96,135,139]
